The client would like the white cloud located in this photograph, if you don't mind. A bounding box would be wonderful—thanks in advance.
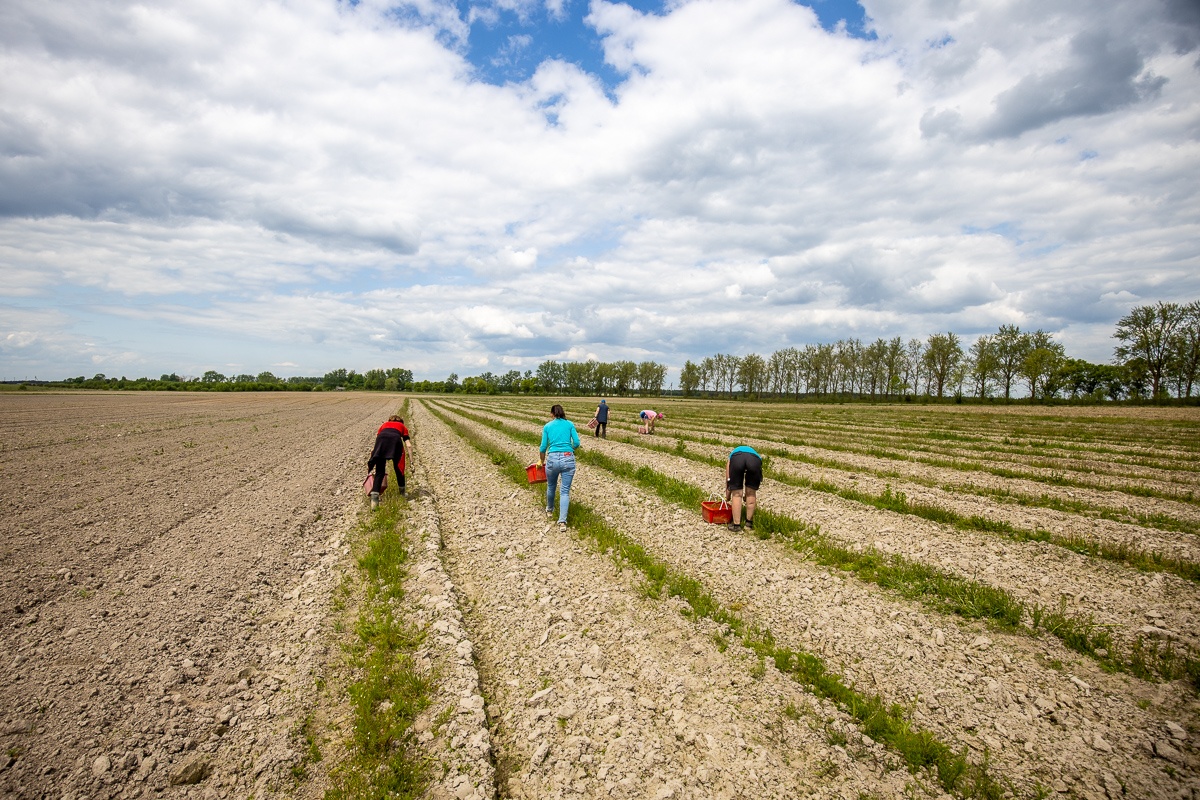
[1,0,1198,377]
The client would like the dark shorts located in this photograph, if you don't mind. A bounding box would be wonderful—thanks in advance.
[727,452,762,492]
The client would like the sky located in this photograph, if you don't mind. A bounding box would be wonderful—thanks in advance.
[2,0,1199,382]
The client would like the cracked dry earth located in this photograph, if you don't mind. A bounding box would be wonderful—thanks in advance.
[3,392,1198,800]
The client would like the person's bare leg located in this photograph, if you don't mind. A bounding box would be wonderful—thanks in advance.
[730,491,743,526]
[744,488,757,526]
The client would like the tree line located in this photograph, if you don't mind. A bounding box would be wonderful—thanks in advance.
[52,367,415,392]
[409,360,670,396]
[676,300,1200,401]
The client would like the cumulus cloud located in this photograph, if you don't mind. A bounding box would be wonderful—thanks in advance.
[0,0,1198,378]
[978,30,1167,139]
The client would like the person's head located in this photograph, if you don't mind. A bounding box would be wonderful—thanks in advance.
[388,414,404,423]
[600,399,607,405]
[658,412,665,419]
[550,404,565,419]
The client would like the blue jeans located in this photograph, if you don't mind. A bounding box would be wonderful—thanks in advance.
[544,452,576,524]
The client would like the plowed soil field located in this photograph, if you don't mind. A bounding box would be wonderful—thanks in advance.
[1,392,1197,800]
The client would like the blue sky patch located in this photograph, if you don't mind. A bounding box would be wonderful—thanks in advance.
[459,0,871,90]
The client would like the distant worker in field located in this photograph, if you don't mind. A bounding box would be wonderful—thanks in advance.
[539,404,580,529]
[639,409,664,434]
[368,414,411,509]
[592,399,609,438]
[725,445,762,532]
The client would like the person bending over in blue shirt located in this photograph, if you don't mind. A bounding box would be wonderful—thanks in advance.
[725,445,762,532]
[539,404,581,528]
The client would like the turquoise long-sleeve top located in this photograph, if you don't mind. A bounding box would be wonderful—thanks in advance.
[729,445,761,459]
[540,418,581,454]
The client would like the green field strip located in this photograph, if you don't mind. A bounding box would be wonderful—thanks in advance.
[326,401,432,799]
[452,399,1200,545]
[626,399,1199,449]
[422,403,1010,800]
[652,409,1200,494]
[434,399,1200,690]
[468,397,1200,492]
[635,402,1200,475]
[667,403,1200,456]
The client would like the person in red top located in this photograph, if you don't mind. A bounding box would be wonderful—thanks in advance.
[368,414,411,507]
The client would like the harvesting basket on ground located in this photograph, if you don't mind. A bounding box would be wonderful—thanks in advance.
[701,500,732,524]
[363,472,388,494]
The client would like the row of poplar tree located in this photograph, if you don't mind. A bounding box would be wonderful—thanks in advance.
[675,300,1200,401]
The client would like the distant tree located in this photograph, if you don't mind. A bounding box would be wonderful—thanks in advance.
[736,353,767,396]
[835,339,863,395]
[883,337,905,398]
[1167,300,1200,398]
[922,332,963,398]
[201,370,226,384]
[1114,301,1183,400]
[444,372,459,393]
[256,371,279,384]
[1057,358,1125,400]
[636,361,667,396]
[994,324,1029,399]
[363,369,386,390]
[498,370,522,393]
[713,354,741,396]
[536,361,563,394]
[699,357,715,394]
[679,360,700,397]
[863,339,888,398]
[1020,330,1066,400]
[564,362,593,395]
[902,339,924,396]
[322,368,347,388]
[613,361,637,396]
[969,335,1000,398]
[385,368,413,391]
[160,373,181,383]
[592,362,619,398]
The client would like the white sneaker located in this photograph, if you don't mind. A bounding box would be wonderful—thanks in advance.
[370,492,380,509]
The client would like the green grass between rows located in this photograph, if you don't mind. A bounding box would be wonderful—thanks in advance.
[326,403,432,800]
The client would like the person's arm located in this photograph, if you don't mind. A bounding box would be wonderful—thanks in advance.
[725,457,732,501]
[539,426,549,465]
[571,425,581,450]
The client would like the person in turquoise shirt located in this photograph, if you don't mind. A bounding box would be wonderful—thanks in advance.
[539,404,581,527]
[725,445,762,532]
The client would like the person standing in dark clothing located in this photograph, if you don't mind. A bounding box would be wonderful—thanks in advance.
[369,414,411,508]
[593,399,609,438]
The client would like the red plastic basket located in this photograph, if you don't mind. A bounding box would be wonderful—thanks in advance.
[637,425,648,434]
[526,463,547,484]
[363,472,387,495]
[701,500,732,524]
